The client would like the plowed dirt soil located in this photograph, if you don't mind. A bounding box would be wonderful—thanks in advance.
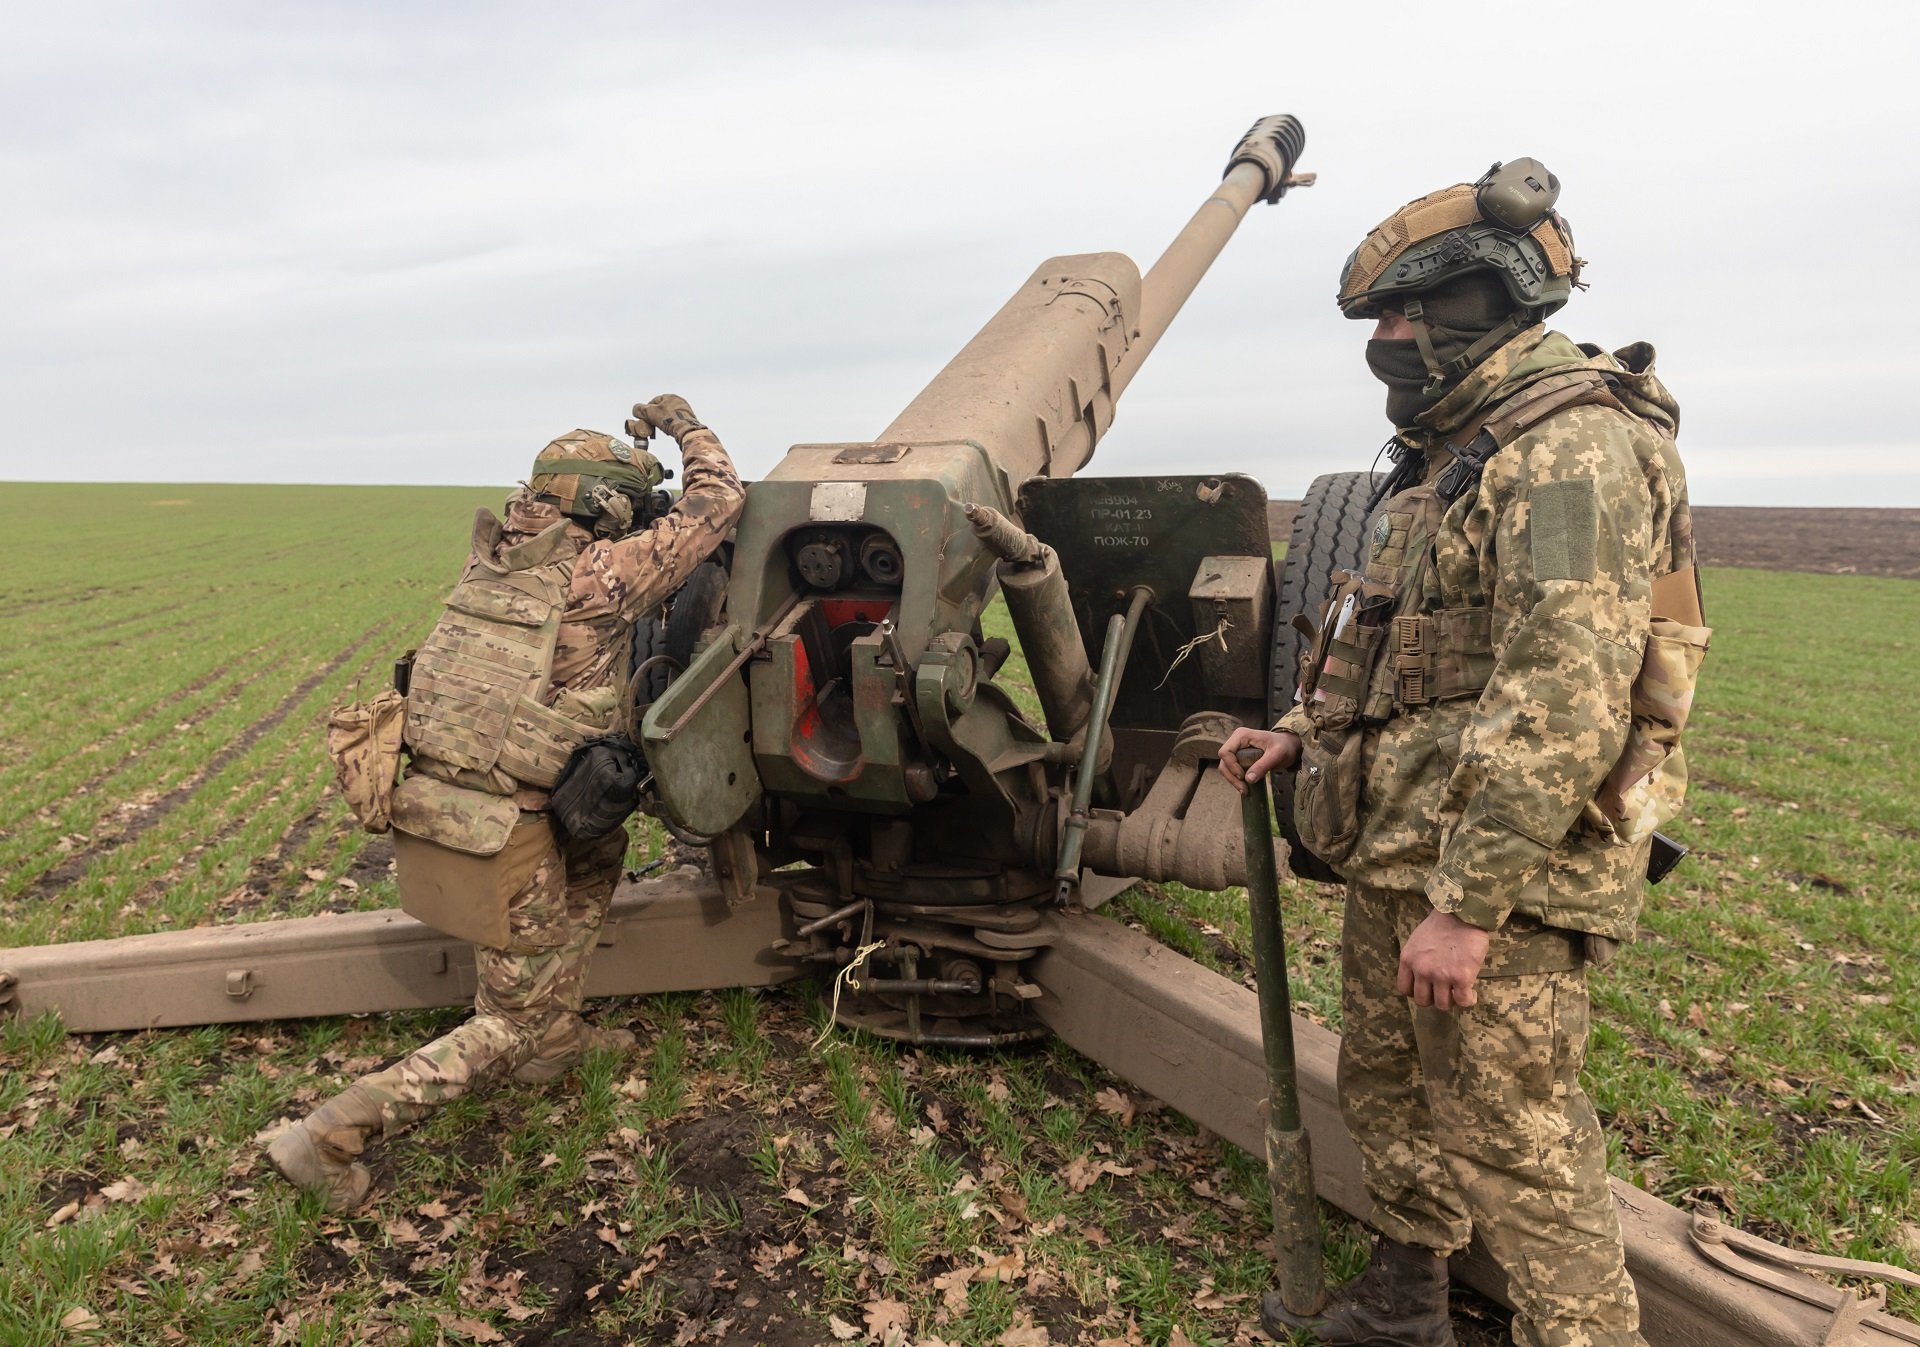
[1269,503,1920,578]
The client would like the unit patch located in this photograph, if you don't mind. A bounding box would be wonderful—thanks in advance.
[1529,476,1598,582]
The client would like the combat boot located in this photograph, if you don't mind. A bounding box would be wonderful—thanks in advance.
[512,1015,636,1084]
[1261,1235,1456,1347]
[265,1084,382,1213]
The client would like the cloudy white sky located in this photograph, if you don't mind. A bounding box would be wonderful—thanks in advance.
[3,1,1915,505]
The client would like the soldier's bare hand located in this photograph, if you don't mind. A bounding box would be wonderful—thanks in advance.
[1397,909,1491,1010]
[1217,728,1300,795]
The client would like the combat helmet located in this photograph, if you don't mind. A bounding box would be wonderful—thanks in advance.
[528,430,666,539]
[1338,158,1583,391]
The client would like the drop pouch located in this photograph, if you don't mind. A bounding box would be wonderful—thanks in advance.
[390,775,549,948]
[1596,617,1711,843]
[1291,716,1366,869]
[325,689,406,834]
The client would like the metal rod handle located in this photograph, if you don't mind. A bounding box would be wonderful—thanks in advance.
[1238,747,1325,1317]
[1055,586,1154,897]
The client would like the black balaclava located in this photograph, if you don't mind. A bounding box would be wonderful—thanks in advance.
[1364,271,1525,428]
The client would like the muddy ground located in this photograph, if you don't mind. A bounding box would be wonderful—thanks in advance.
[1269,502,1919,579]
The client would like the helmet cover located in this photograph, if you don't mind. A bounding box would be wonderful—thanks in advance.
[1338,159,1581,320]
[528,429,664,532]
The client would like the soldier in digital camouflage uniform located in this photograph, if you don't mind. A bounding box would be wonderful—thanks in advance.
[268,394,744,1212]
[1222,161,1699,1347]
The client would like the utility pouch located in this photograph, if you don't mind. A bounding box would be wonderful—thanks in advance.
[325,689,407,834]
[390,776,546,948]
[1291,719,1367,867]
[549,733,646,842]
[1597,617,1711,843]
[1296,570,1390,717]
[497,687,617,790]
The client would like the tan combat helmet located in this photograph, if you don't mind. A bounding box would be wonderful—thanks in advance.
[528,429,667,540]
[1338,158,1583,390]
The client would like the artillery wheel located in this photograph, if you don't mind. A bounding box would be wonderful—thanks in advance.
[1269,470,1380,885]
[630,558,728,726]
[629,614,673,718]
[665,558,729,673]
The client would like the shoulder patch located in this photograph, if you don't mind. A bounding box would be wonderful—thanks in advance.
[1530,476,1597,581]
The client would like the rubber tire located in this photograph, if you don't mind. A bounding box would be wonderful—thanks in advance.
[1269,471,1381,885]
[629,614,672,714]
[664,559,729,674]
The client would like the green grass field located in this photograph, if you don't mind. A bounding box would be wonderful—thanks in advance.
[1,483,1916,1345]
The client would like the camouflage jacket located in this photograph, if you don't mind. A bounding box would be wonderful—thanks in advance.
[491,428,745,695]
[1282,326,1692,939]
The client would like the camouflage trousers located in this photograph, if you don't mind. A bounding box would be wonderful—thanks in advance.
[1339,883,1643,1347]
[353,817,628,1135]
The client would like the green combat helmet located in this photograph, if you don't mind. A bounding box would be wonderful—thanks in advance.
[528,429,669,539]
[1338,157,1583,391]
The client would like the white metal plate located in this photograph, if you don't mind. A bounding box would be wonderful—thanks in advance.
[809,481,867,521]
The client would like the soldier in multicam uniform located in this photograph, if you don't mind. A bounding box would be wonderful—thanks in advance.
[268,395,744,1212]
[1222,161,1702,1347]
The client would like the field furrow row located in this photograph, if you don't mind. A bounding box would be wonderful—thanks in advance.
[2,624,399,943]
[0,620,394,913]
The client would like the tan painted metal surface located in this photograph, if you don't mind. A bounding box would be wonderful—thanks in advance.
[0,872,798,1032]
[1028,908,1919,1347]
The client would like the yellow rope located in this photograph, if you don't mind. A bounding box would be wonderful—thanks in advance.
[811,939,886,1050]
[1154,617,1233,689]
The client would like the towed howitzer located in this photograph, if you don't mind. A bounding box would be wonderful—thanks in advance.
[7,117,1918,1347]
[640,115,1312,1045]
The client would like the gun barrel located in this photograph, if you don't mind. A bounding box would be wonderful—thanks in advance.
[1116,115,1306,401]
[877,115,1306,485]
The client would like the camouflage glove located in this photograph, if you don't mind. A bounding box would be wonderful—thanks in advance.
[634,394,706,443]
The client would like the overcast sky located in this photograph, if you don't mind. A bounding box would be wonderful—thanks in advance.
[3,1,1915,505]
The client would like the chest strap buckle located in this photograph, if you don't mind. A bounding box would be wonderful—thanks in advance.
[1391,614,1432,707]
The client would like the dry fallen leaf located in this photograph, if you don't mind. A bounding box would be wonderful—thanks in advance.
[973,1244,1027,1283]
[997,1311,1051,1346]
[933,1265,976,1310]
[99,1178,148,1204]
[1063,1154,1102,1192]
[46,1199,80,1228]
[59,1306,101,1334]
[432,1312,506,1343]
[784,1186,816,1207]
[1062,1153,1133,1192]
[863,1298,911,1339]
[827,1314,862,1341]
[1167,1328,1197,1347]
[1093,1087,1136,1126]
[1191,1280,1246,1310]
